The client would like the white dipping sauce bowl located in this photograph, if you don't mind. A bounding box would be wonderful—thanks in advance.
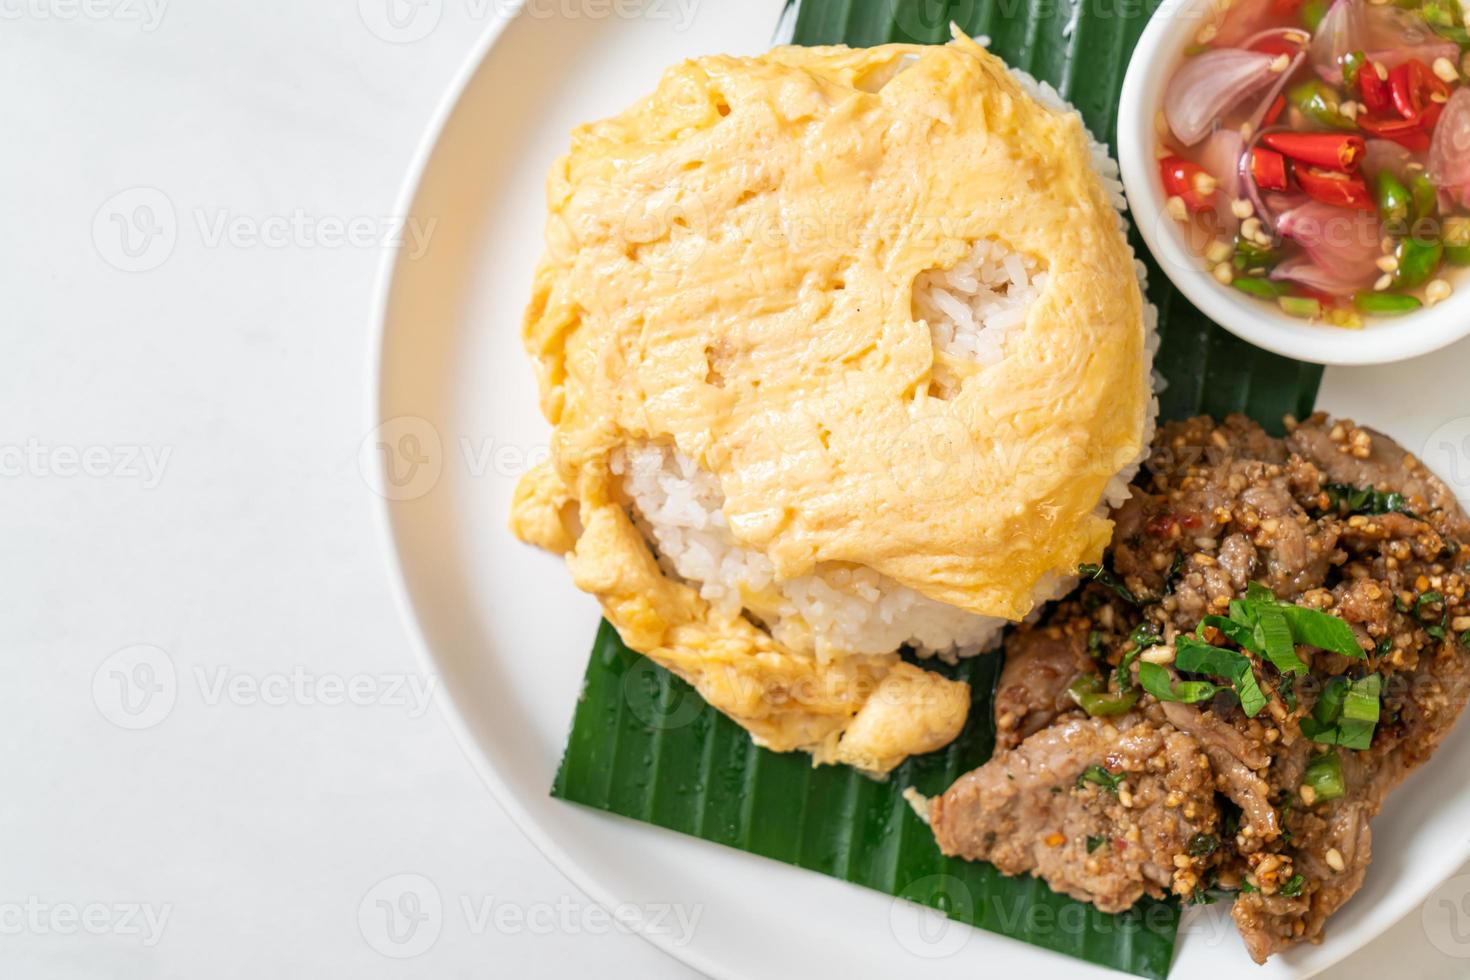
[1117,0,1470,366]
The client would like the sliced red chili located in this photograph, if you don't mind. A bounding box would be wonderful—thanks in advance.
[1388,59,1449,125]
[1159,156,1217,212]
[1358,113,1432,152]
[1251,147,1290,191]
[1264,94,1287,126]
[1358,60,1391,113]
[1261,132,1365,171]
[1294,165,1376,210]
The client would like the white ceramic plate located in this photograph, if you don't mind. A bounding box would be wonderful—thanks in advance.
[369,3,1470,977]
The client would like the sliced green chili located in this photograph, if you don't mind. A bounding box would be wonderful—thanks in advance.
[1354,291,1423,315]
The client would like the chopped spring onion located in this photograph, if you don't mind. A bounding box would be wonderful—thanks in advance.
[1279,874,1306,898]
[1278,296,1322,319]
[1300,674,1383,749]
[1086,835,1107,854]
[1067,674,1142,717]
[1302,750,1346,803]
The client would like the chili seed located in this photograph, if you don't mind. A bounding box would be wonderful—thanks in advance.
[1434,57,1460,83]
[1426,279,1453,305]
[1231,198,1254,220]
[1167,195,1188,221]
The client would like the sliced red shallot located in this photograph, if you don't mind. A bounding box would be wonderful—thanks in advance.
[1245,51,1305,134]
[1200,128,1245,234]
[1428,88,1470,210]
[1270,201,1382,294]
[1165,49,1280,146]
[1310,0,1458,85]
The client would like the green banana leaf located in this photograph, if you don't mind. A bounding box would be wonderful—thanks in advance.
[552,2,1324,977]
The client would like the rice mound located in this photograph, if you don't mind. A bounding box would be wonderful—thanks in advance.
[612,57,1162,663]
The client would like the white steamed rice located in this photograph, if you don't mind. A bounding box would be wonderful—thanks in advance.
[613,47,1161,665]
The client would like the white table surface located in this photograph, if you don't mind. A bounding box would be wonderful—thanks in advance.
[4,3,1470,978]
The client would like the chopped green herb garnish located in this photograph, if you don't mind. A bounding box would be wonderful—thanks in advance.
[1078,562,1138,606]
[1281,683,1298,713]
[1416,591,1445,615]
[1076,764,1123,794]
[1175,635,1269,717]
[1322,483,1416,518]
[1086,835,1107,854]
[1087,630,1106,659]
[1239,879,1258,894]
[1129,621,1163,650]
[1187,833,1219,858]
[1188,887,1217,906]
[1138,661,1227,705]
[1279,874,1306,898]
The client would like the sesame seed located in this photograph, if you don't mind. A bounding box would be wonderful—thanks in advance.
[1374,273,1394,292]
[1270,54,1290,72]
[1299,784,1317,805]
[1434,57,1460,83]
[1326,848,1345,873]
[1339,100,1359,120]
[1167,195,1188,222]
[1375,62,1389,81]
[1376,255,1399,273]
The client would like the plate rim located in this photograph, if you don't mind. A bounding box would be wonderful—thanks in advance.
[364,6,1470,978]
